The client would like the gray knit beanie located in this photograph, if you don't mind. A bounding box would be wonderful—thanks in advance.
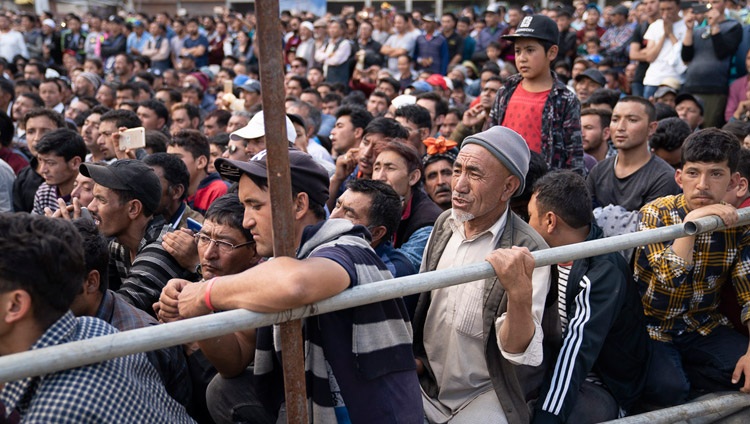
[461,126,530,197]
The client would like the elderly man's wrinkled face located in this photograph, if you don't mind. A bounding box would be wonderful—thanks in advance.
[451,144,518,228]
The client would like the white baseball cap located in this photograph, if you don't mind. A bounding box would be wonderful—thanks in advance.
[230,111,297,143]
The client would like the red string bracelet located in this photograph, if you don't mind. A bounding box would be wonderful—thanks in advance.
[204,277,218,312]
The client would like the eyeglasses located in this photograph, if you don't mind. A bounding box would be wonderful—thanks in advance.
[194,233,254,252]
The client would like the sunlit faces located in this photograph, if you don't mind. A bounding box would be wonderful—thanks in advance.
[198,219,260,279]
[238,174,275,257]
[424,159,453,208]
[25,115,59,156]
[88,184,133,237]
[610,101,656,152]
[677,160,738,210]
[372,150,420,199]
[96,119,119,159]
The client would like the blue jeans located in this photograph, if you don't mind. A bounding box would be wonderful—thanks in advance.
[631,82,645,98]
[643,85,659,100]
[643,326,748,406]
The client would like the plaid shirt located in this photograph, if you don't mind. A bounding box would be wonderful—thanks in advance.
[634,194,750,342]
[97,290,192,406]
[1,312,194,423]
[600,23,635,66]
[489,71,585,174]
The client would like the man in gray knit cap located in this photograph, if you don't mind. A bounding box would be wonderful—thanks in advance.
[413,125,559,424]
[74,71,101,98]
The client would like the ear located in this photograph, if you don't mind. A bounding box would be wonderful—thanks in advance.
[157,117,166,129]
[368,225,388,244]
[738,176,749,198]
[83,269,101,294]
[196,154,208,171]
[1,290,32,325]
[544,211,558,234]
[191,117,200,129]
[408,169,421,187]
[729,171,741,192]
[647,120,658,138]
[353,127,364,141]
[419,127,430,141]
[294,192,310,220]
[546,45,559,61]
[69,156,82,170]
[675,168,683,189]
[602,125,611,141]
[128,198,144,219]
[170,184,186,202]
[500,175,521,202]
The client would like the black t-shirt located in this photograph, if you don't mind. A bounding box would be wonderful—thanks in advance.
[632,21,651,84]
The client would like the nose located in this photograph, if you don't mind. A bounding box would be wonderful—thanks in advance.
[203,240,220,259]
[242,210,255,230]
[453,171,468,193]
[88,198,99,214]
[696,173,710,189]
[437,172,450,186]
[373,168,387,182]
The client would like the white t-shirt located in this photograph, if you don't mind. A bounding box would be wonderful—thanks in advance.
[643,18,688,86]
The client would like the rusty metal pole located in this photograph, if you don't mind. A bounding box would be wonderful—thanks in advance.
[255,1,309,422]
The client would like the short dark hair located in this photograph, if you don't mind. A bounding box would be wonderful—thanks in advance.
[416,92,449,118]
[117,82,140,98]
[244,173,327,221]
[650,117,691,152]
[323,93,343,106]
[24,61,46,76]
[335,105,373,130]
[72,218,110,293]
[143,152,191,201]
[654,102,678,121]
[23,108,65,128]
[364,117,409,139]
[0,111,12,146]
[585,88,620,110]
[581,107,612,130]
[346,178,402,241]
[0,214,85,327]
[182,84,204,101]
[100,109,142,129]
[617,96,656,122]
[138,99,169,123]
[170,128,210,162]
[157,88,183,104]
[377,77,400,94]
[35,128,87,162]
[205,109,232,128]
[145,130,169,153]
[0,78,15,101]
[205,193,254,242]
[394,104,432,130]
[288,75,311,90]
[379,140,423,175]
[737,149,750,181]
[681,128,741,172]
[533,170,592,229]
[171,102,200,122]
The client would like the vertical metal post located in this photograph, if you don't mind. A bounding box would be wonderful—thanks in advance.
[255,1,309,423]
[436,0,443,19]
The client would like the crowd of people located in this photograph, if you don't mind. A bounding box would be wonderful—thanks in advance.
[3,0,750,423]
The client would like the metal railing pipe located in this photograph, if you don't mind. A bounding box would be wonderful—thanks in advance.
[603,393,750,424]
[1,209,750,383]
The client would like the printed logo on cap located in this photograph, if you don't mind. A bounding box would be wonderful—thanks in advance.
[520,16,533,29]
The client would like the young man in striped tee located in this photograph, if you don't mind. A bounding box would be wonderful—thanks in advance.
[527,170,651,423]
[158,149,422,423]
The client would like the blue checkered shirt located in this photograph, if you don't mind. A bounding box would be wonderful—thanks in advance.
[0,312,195,423]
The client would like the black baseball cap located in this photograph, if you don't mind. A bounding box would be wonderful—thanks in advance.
[575,68,606,87]
[501,14,559,45]
[215,149,330,207]
[675,93,705,115]
[80,160,161,214]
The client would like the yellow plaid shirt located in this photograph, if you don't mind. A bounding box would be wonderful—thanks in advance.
[634,194,750,342]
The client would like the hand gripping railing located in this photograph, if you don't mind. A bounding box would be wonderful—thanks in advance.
[1,209,750,401]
